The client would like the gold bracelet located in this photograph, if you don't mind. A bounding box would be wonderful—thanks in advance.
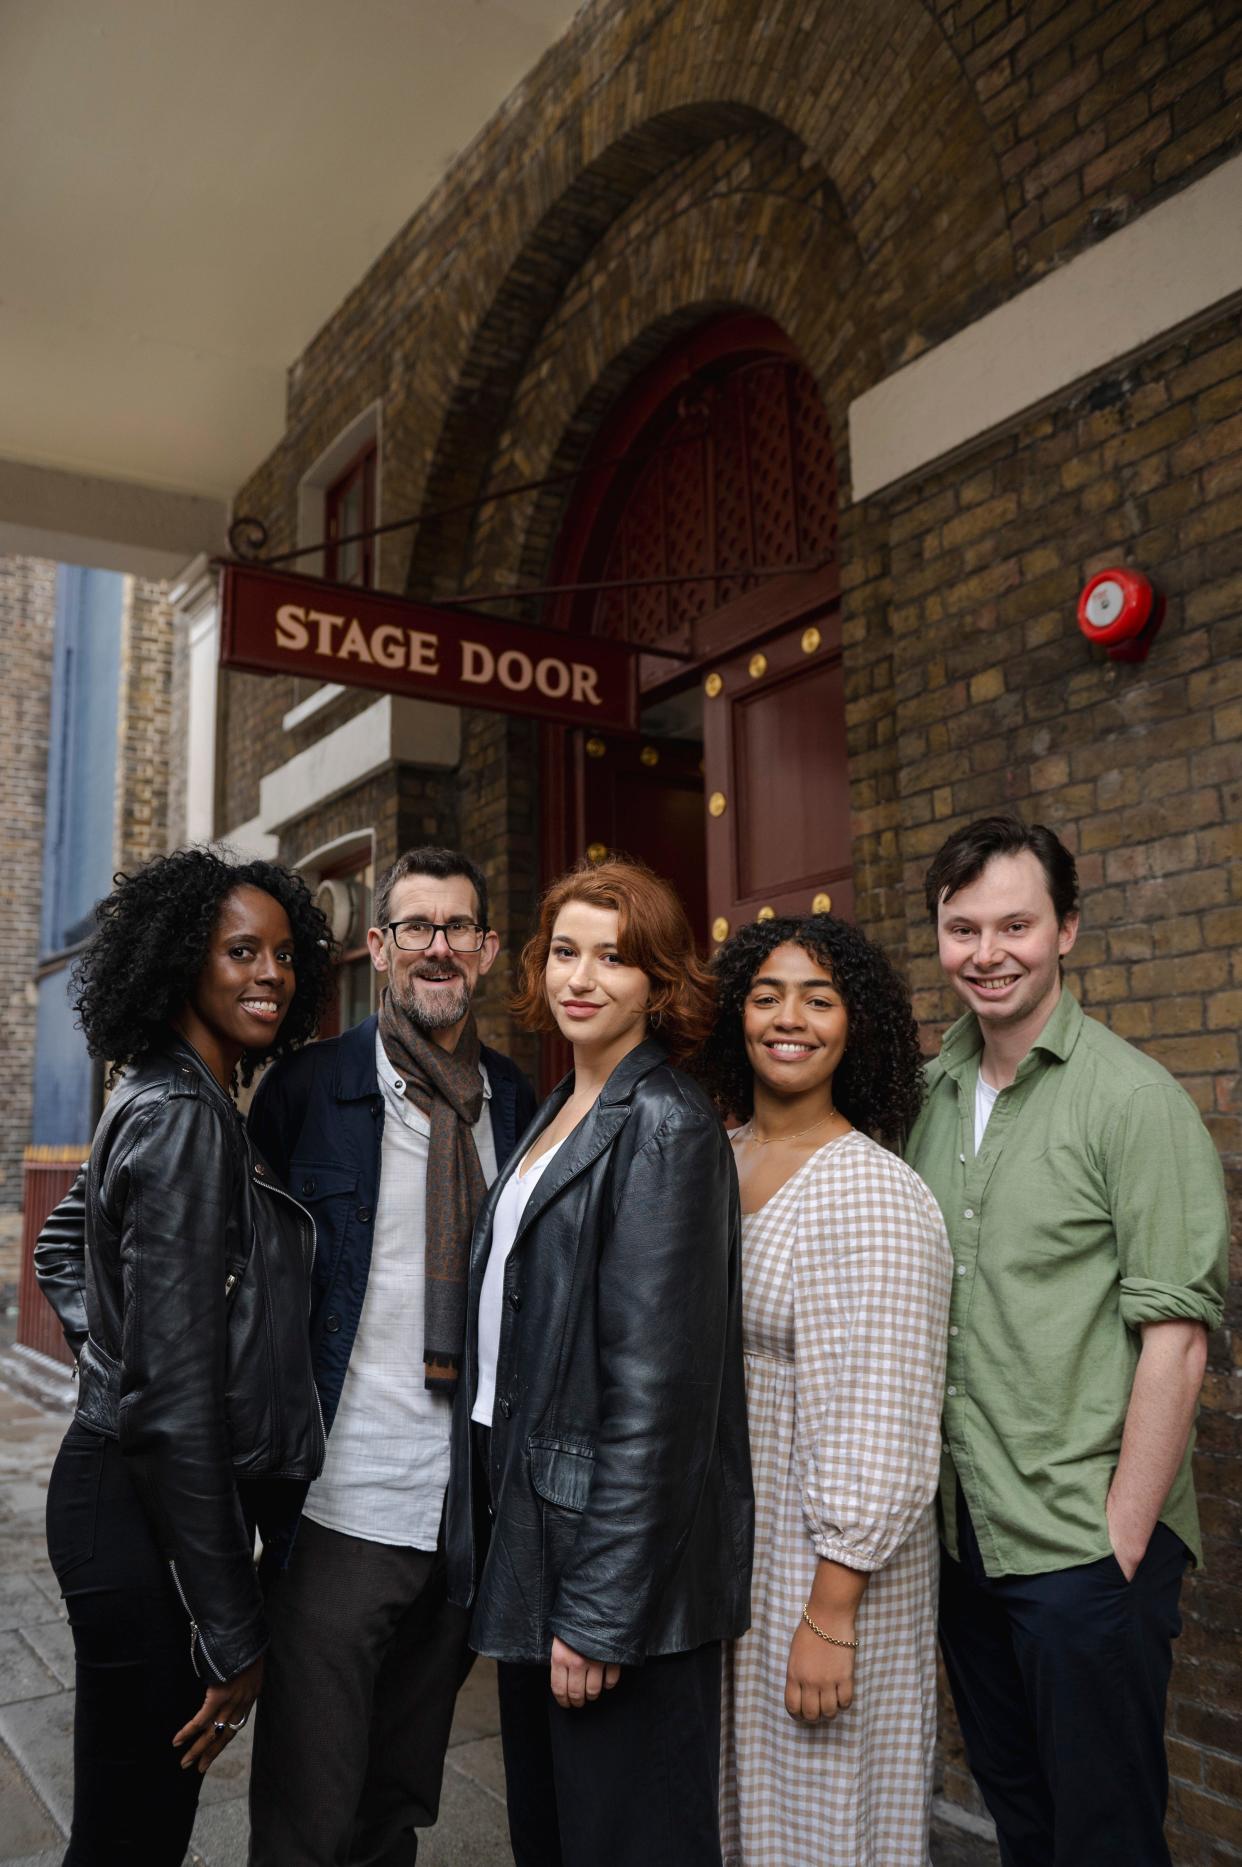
[801,1604,859,1649]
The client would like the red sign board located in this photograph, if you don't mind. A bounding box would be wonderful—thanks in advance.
[218,562,638,732]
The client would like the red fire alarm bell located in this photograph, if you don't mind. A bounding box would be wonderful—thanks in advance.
[1076,567,1165,663]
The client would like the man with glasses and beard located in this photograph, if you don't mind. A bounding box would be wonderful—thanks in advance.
[248,848,535,1867]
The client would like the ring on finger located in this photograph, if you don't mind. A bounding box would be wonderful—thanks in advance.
[226,1714,248,1731]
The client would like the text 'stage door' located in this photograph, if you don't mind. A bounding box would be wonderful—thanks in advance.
[702,611,853,945]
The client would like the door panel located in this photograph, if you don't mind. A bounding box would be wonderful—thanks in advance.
[538,725,709,1094]
[703,614,853,943]
[574,732,708,950]
[733,659,851,899]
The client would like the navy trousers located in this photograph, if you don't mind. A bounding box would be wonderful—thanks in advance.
[939,1489,1188,1867]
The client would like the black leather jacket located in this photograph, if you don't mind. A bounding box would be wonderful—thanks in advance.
[447,1040,754,1666]
[36,1039,325,1682]
[33,1166,90,1360]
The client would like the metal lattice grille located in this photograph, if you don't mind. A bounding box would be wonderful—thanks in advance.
[582,357,836,648]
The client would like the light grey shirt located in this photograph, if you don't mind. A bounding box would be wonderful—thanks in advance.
[303,1031,498,1550]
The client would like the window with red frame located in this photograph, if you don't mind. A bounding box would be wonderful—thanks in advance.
[325,444,376,587]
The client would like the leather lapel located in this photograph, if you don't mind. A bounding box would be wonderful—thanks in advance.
[509,1096,630,1254]
[468,1038,668,1277]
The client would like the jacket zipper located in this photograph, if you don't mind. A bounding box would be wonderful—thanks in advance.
[167,1557,222,1680]
[252,1171,317,1280]
[251,1171,327,1450]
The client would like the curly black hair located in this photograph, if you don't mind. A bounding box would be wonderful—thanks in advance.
[72,848,337,1086]
[694,915,926,1145]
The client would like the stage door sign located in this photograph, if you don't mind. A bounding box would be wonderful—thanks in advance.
[218,563,638,733]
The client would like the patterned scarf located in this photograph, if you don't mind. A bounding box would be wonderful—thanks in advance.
[377,989,487,1395]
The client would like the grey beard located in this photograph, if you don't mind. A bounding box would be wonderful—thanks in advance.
[391,972,472,1031]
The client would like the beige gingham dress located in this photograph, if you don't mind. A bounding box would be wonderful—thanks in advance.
[720,1130,952,1867]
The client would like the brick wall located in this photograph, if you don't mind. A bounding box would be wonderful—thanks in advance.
[454,713,540,1073]
[219,3,1242,1854]
[0,558,56,1287]
[276,765,459,883]
[879,305,1242,1860]
[114,577,173,872]
[166,612,191,849]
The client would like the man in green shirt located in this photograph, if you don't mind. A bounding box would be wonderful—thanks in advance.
[906,815,1228,1867]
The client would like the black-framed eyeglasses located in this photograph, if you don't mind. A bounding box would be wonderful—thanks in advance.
[386,918,488,953]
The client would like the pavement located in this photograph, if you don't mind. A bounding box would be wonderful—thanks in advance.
[0,1342,996,1867]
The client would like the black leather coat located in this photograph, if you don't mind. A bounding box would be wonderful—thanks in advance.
[38,1039,325,1682]
[447,1040,754,1666]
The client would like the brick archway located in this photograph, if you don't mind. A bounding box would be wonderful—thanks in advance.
[392,0,1009,600]
[461,164,874,606]
[544,314,839,660]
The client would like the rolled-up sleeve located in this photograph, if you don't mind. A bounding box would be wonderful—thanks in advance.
[793,1150,953,1573]
[1108,1084,1228,1333]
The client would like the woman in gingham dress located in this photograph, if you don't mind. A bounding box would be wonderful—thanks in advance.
[698,915,952,1867]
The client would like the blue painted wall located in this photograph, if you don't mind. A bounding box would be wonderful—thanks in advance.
[31,567,123,1145]
[31,964,98,1146]
[40,567,123,956]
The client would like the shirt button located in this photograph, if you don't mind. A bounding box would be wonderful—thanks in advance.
[301,1177,317,1197]
[499,1396,512,1419]
[959,1153,966,1164]
[956,1264,967,1276]
[325,1314,341,1334]
[394,1078,404,1092]
[947,1385,958,1396]
[357,1206,372,1222]
[964,1208,974,1219]
[949,1325,959,1336]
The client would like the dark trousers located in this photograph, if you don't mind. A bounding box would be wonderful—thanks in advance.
[46,1419,205,1867]
[497,1643,724,1867]
[939,1491,1188,1867]
[248,1515,472,1867]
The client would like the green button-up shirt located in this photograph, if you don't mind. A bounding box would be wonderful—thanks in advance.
[905,987,1228,1577]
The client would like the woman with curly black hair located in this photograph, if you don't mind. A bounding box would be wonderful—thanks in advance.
[698,915,952,1867]
[38,849,335,1866]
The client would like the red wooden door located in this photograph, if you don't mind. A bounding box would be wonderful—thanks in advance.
[573,730,708,948]
[702,608,853,944]
[537,725,708,1091]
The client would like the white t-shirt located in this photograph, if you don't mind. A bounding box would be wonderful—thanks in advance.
[472,1136,566,1428]
[974,1071,1000,1153]
[302,1032,498,1550]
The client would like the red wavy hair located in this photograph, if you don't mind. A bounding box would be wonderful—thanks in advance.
[511,858,715,1063]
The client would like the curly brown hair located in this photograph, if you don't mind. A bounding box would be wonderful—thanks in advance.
[694,914,925,1144]
[511,857,715,1063]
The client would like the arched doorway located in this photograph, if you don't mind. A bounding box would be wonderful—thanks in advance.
[542,311,851,992]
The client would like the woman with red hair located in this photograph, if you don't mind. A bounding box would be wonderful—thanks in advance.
[447,857,754,1867]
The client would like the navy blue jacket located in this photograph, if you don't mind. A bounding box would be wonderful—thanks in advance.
[247,1014,535,1556]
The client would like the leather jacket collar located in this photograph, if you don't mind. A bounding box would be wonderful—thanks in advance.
[162,1033,239,1113]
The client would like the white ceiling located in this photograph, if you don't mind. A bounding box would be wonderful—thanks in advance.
[0,0,580,507]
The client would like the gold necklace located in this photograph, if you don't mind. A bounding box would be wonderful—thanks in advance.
[738,1111,838,1147]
